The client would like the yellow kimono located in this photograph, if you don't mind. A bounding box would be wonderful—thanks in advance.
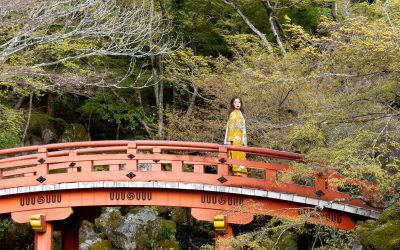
[224,109,247,176]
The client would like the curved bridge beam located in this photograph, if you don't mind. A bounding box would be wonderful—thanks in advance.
[0,181,380,219]
[1,185,362,230]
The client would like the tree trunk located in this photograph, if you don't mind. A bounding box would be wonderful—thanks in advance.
[136,89,155,138]
[111,88,155,138]
[222,0,274,54]
[21,94,33,145]
[268,11,286,55]
[186,85,198,117]
[150,0,166,139]
[261,0,286,55]
[330,1,338,22]
[14,96,25,110]
[41,92,56,144]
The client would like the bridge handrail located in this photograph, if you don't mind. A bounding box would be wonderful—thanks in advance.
[0,140,304,161]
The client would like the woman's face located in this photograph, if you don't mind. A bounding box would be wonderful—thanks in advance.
[233,98,241,110]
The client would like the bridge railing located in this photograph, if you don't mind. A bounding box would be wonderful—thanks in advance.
[0,140,380,208]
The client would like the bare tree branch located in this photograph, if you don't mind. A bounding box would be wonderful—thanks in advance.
[382,0,399,45]
[21,93,33,145]
[221,0,274,54]
[0,0,175,89]
[261,0,287,55]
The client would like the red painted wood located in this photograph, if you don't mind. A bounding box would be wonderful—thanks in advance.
[62,218,79,250]
[34,222,53,250]
[2,189,357,230]
[12,207,73,223]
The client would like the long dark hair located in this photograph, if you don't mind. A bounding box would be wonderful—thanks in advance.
[228,96,244,117]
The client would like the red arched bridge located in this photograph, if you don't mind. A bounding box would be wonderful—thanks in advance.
[0,140,381,249]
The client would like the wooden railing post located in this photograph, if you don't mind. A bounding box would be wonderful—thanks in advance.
[266,169,277,182]
[171,161,182,172]
[126,142,137,172]
[68,151,78,173]
[194,164,204,174]
[152,147,162,171]
[315,176,327,192]
[36,146,48,182]
[218,146,229,176]
[80,161,92,173]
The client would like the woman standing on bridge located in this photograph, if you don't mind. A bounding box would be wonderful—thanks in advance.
[224,96,247,177]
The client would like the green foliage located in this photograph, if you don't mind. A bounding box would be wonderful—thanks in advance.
[157,220,176,241]
[77,91,151,134]
[356,201,400,250]
[281,5,332,32]
[168,0,237,56]
[0,104,23,148]
[0,219,11,240]
[286,119,326,153]
[195,221,214,237]
[59,123,90,142]
[158,239,180,250]
[337,183,362,196]
[215,215,356,249]
[0,220,33,249]
[170,208,188,225]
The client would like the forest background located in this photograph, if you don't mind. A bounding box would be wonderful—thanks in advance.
[0,0,399,249]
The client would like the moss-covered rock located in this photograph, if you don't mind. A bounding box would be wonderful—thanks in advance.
[157,219,177,243]
[28,112,67,143]
[162,219,177,235]
[88,240,112,250]
[94,207,123,236]
[158,239,181,250]
[170,207,188,225]
[59,123,90,142]
[156,206,174,217]
[79,220,102,250]
[101,206,162,249]
[81,207,183,249]
[356,201,400,250]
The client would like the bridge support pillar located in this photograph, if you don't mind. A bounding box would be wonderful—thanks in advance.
[34,222,53,250]
[215,224,233,250]
[62,217,79,250]
[213,214,233,249]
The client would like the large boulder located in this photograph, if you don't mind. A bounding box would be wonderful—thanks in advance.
[94,207,124,237]
[59,123,90,142]
[79,220,102,250]
[95,206,163,249]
